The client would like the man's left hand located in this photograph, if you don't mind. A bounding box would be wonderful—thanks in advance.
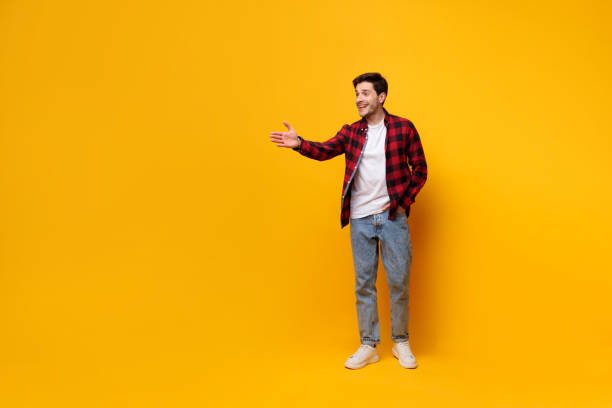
[381,203,405,214]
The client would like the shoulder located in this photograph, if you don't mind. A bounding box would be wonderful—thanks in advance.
[339,120,367,137]
[348,119,365,130]
[387,113,416,129]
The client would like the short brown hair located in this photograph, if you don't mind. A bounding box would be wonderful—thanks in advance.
[352,72,388,104]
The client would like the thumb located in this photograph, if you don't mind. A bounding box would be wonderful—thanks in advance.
[282,120,293,131]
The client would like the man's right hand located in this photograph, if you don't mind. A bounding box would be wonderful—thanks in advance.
[270,121,299,148]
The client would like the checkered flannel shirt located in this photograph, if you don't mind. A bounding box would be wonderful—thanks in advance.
[294,107,427,228]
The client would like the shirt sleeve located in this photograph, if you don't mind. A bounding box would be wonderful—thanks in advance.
[400,122,428,208]
[293,124,348,161]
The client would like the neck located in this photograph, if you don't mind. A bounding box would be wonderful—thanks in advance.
[365,108,385,125]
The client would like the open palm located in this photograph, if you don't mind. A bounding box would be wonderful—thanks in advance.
[270,121,299,148]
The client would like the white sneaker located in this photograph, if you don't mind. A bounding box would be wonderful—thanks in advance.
[344,344,379,369]
[392,341,417,368]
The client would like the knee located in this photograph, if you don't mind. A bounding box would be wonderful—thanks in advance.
[355,277,376,297]
[387,277,409,296]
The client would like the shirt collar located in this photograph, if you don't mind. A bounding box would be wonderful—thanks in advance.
[359,107,392,131]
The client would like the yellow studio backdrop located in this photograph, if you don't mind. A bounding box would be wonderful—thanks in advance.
[1,0,611,406]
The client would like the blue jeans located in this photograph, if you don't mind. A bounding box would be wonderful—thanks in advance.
[349,210,412,345]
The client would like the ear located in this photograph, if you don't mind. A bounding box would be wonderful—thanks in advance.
[379,92,386,104]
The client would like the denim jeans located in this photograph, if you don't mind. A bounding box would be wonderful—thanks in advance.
[349,210,412,345]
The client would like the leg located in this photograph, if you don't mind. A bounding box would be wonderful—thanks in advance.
[349,216,381,346]
[379,212,412,342]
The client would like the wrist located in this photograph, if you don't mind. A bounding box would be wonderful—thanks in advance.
[293,136,303,151]
[399,195,411,209]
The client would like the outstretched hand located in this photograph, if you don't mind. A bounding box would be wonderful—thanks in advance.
[270,121,299,148]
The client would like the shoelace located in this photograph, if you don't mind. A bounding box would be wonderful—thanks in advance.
[351,345,374,359]
[396,343,415,358]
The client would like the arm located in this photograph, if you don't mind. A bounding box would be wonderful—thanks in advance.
[270,121,347,161]
[399,122,428,208]
[294,124,348,161]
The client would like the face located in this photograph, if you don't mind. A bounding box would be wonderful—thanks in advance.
[355,81,385,117]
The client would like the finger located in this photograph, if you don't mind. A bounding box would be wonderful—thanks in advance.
[283,120,293,131]
[270,132,285,136]
[270,135,283,140]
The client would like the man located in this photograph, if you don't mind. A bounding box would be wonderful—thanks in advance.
[269,72,427,369]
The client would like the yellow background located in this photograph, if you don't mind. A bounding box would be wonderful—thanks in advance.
[1,0,611,406]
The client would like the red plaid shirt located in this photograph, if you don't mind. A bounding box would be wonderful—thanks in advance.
[294,107,427,228]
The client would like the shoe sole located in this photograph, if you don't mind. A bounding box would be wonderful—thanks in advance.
[392,348,418,369]
[344,353,380,369]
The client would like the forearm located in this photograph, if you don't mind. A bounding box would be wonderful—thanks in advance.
[293,125,348,161]
[400,162,427,207]
[400,123,428,207]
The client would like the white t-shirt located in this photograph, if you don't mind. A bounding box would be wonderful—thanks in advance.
[350,119,390,219]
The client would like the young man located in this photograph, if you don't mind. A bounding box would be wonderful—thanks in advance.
[269,72,427,369]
